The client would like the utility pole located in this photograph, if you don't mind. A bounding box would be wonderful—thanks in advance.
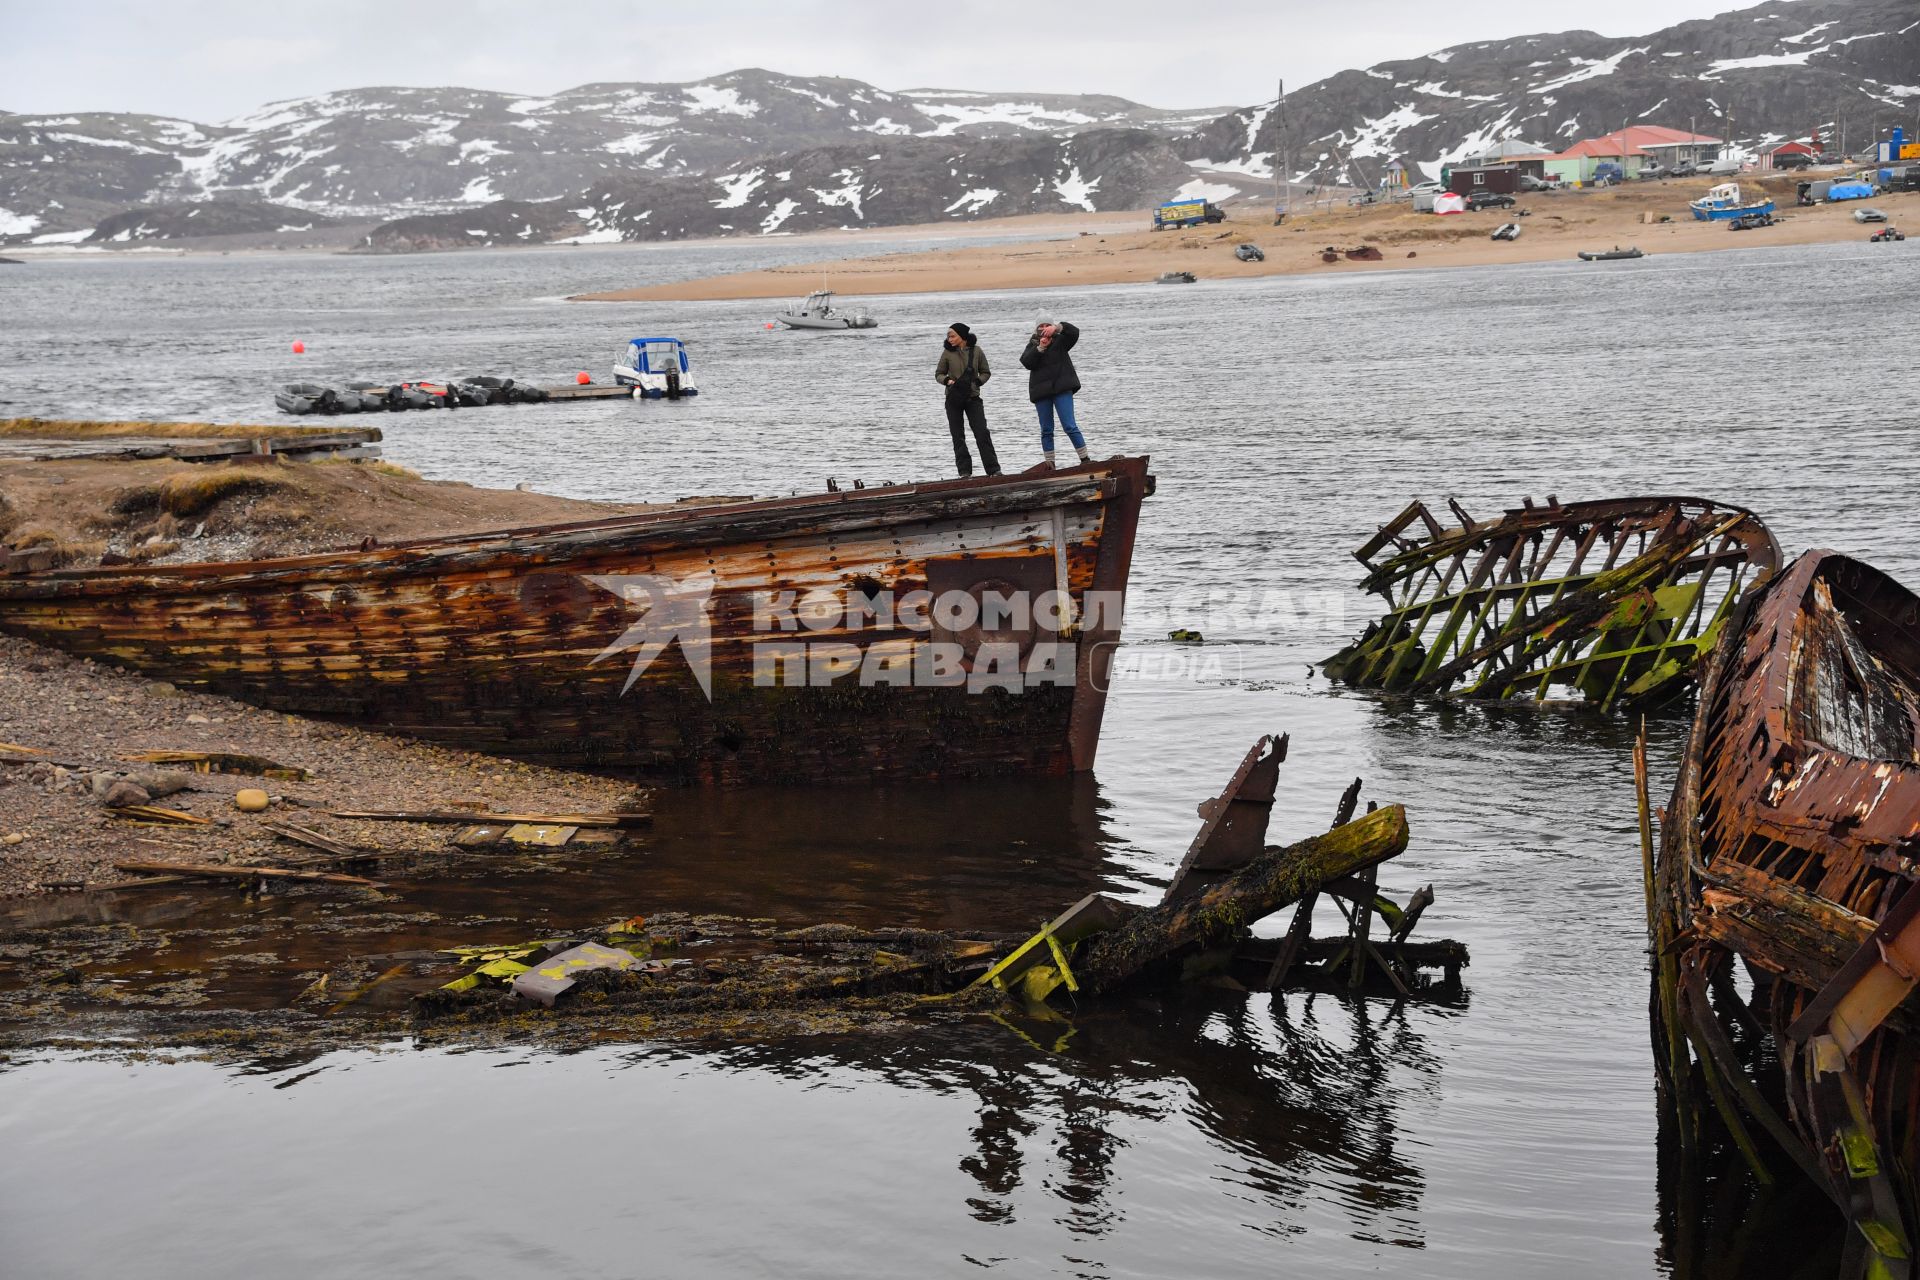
[1273,78,1287,225]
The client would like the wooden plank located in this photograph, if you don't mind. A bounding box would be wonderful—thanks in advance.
[262,821,365,859]
[112,860,382,887]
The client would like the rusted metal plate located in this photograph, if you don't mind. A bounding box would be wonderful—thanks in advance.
[1162,734,1286,903]
[510,941,642,1007]
[1324,496,1779,709]
[0,459,1153,786]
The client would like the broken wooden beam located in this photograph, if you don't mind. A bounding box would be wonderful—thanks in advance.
[1076,804,1410,995]
[328,809,651,828]
[111,860,382,887]
[124,750,311,781]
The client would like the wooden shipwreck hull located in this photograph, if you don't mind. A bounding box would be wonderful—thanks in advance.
[0,459,1152,786]
[1657,550,1920,1264]
[1324,496,1779,708]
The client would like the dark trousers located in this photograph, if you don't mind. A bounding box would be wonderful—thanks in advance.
[945,396,1000,476]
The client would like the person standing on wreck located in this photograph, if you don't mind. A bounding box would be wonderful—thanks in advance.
[935,323,1000,477]
[1020,319,1091,468]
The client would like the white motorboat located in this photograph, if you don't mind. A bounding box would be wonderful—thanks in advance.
[775,290,877,331]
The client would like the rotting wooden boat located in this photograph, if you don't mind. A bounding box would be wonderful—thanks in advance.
[0,458,1152,786]
[1321,496,1780,709]
[1654,550,1920,1269]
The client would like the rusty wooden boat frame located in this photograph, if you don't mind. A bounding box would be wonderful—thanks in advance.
[1322,495,1780,709]
[1655,550,1920,1270]
[0,458,1152,786]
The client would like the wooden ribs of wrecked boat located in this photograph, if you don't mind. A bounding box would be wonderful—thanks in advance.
[1655,549,1920,1267]
[1322,495,1780,709]
[0,458,1152,786]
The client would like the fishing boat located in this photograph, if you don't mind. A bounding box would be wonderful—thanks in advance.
[612,337,698,399]
[775,290,877,331]
[1155,270,1197,284]
[1491,222,1520,241]
[1689,182,1776,222]
[274,383,341,415]
[1654,550,1920,1267]
[1577,246,1645,261]
[0,458,1153,787]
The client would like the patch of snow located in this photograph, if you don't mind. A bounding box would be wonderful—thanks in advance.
[1053,165,1099,211]
[1173,178,1238,203]
[276,223,313,232]
[916,99,1099,137]
[1704,50,1814,75]
[860,117,914,135]
[760,198,802,232]
[1638,98,1669,119]
[555,227,624,244]
[466,229,488,237]
[810,170,866,218]
[1343,104,1436,159]
[682,83,758,117]
[507,99,554,115]
[1427,50,1454,63]
[604,131,662,156]
[571,207,597,219]
[1531,47,1646,94]
[1780,21,1835,44]
[45,132,160,153]
[782,85,841,109]
[461,177,497,203]
[944,187,1001,215]
[460,139,506,161]
[0,206,41,235]
[1413,82,1462,98]
[1364,69,1393,80]
[713,168,766,210]
[1189,154,1272,179]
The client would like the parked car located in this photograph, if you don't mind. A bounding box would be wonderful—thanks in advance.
[1465,190,1517,211]
[1772,152,1815,171]
[1667,161,1700,178]
[1638,164,1670,180]
[1855,207,1889,223]
[1408,181,1444,198]
[1518,173,1553,192]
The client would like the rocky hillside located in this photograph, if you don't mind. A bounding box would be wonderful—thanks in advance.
[4,0,1912,247]
[87,201,335,242]
[0,71,1211,240]
[356,130,1194,251]
[1183,0,1920,184]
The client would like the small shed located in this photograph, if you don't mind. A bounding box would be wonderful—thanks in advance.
[1446,165,1522,196]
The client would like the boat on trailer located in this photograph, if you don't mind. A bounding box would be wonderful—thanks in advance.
[775,290,877,331]
[0,458,1153,787]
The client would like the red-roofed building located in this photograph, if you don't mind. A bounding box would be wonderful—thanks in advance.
[1545,127,1722,184]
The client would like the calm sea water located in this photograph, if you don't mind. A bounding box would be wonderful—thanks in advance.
[2,236,1916,1278]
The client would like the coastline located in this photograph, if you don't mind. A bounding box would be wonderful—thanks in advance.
[574,178,1915,303]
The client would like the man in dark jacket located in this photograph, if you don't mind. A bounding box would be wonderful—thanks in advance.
[934,322,999,477]
[1018,319,1091,468]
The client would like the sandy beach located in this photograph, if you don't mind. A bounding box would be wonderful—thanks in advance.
[576,176,1915,302]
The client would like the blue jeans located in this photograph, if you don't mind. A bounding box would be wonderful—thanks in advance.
[1035,393,1085,452]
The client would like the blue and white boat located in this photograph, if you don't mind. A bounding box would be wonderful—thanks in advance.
[1690,182,1775,222]
[612,337,698,399]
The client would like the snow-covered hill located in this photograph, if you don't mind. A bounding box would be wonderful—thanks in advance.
[1181,0,1919,185]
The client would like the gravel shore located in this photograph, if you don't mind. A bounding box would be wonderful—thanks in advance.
[0,632,646,896]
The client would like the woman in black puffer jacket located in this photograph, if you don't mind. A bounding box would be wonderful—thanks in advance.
[1018,319,1091,468]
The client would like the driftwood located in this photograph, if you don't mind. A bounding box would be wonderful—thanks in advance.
[1077,805,1409,994]
[112,860,382,887]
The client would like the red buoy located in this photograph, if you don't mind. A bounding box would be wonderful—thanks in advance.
[291,340,306,354]
[576,371,591,385]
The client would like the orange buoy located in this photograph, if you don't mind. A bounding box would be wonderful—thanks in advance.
[575,371,591,385]
[291,340,306,354]
[764,321,775,329]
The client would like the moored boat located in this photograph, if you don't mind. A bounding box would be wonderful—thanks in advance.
[1690,181,1776,222]
[0,458,1153,787]
[1577,246,1645,261]
[775,290,877,331]
[1655,550,1920,1263]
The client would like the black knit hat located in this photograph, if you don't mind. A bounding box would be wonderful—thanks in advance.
[947,322,972,343]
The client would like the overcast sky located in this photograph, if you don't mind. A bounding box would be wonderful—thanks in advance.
[3,0,1778,122]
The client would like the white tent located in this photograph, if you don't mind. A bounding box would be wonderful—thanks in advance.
[1433,192,1468,215]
